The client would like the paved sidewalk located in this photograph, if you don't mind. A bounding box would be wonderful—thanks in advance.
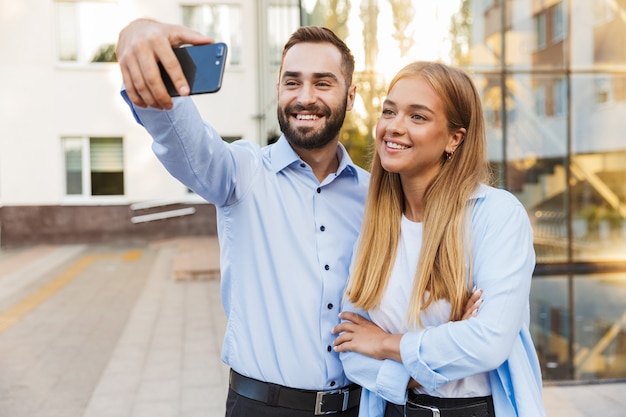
[81,239,228,417]
[0,236,623,416]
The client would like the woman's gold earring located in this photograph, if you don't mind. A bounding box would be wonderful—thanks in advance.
[447,151,454,161]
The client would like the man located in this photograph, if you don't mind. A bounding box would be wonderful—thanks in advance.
[117,19,369,416]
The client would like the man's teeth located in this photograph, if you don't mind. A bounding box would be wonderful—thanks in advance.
[386,141,408,150]
[296,114,319,120]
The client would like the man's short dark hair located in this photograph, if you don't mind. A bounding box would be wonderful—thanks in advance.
[281,26,355,87]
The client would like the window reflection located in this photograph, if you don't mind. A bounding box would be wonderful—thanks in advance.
[504,75,568,262]
[475,74,504,185]
[531,277,570,380]
[532,273,626,381]
[570,152,626,261]
[573,274,626,379]
[571,1,626,69]
[530,1,567,69]
[571,74,626,261]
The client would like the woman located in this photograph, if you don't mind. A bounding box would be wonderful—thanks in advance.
[333,62,546,417]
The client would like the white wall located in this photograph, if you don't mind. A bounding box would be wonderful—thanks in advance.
[0,0,264,206]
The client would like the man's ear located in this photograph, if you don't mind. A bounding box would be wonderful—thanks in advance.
[346,85,357,111]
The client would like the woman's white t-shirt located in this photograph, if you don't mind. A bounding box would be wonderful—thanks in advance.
[368,215,491,398]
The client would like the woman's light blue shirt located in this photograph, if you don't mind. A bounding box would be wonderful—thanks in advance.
[340,185,547,417]
[125,95,370,390]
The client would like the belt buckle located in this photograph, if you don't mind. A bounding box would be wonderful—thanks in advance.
[408,402,440,417]
[314,388,349,415]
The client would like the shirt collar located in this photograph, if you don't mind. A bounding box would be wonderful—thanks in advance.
[269,135,360,180]
[470,183,489,201]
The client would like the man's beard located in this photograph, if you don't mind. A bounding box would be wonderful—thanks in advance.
[277,101,348,150]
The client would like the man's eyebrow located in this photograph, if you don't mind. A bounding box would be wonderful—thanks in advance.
[282,71,340,82]
[383,99,435,114]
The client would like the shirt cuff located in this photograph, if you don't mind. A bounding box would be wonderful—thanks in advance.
[120,88,144,125]
[375,359,410,405]
[400,330,449,392]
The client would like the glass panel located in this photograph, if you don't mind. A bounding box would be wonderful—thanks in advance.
[506,74,569,262]
[535,11,546,50]
[571,0,626,69]
[571,74,626,262]
[533,273,626,382]
[182,5,243,67]
[573,273,626,380]
[530,276,571,380]
[89,137,124,196]
[552,1,565,43]
[505,0,568,70]
[63,137,83,195]
[449,0,503,68]
[90,137,123,172]
[54,1,122,63]
[90,172,124,195]
[475,73,505,185]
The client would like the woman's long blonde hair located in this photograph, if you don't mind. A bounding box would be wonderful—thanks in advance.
[347,61,491,327]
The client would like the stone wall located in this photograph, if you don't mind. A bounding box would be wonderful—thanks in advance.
[0,203,217,248]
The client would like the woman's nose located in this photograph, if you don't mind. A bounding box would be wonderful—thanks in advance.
[386,115,405,134]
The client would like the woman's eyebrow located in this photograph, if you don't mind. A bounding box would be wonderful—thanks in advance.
[383,99,434,114]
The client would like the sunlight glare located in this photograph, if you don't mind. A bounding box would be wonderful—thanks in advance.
[303,0,461,83]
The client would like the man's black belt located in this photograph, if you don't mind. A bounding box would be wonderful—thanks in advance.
[229,369,361,415]
[387,393,495,417]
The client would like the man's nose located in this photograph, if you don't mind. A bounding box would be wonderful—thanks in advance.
[296,83,317,106]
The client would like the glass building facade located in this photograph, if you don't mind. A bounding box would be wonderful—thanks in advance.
[301,0,626,382]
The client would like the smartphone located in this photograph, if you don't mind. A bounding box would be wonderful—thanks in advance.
[159,43,228,96]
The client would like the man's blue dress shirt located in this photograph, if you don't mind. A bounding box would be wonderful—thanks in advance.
[125,95,370,390]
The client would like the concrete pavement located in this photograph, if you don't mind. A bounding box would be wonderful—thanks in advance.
[0,236,623,416]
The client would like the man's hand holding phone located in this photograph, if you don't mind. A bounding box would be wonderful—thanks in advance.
[159,43,228,97]
[116,18,214,110]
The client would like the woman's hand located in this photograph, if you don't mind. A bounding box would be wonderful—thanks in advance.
[334,288,483,390]
[333,289,483,360]
[333,312,403,361]
[461,287,483,320]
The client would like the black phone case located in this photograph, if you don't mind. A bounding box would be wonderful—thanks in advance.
[160,43,228,96]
